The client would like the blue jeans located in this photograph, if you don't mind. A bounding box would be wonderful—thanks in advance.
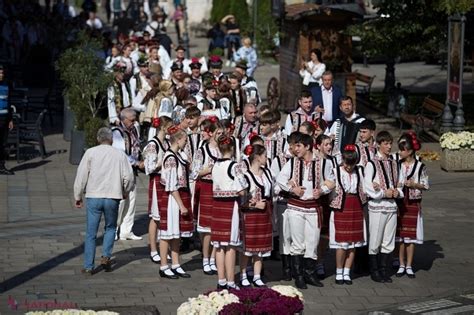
[84,198,120,269]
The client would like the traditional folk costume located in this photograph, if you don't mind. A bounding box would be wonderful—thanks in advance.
[284,107,319,136]
[159,150,194,239]
[143,136,169,221]
[396,159,429,244]
[240,168,274,257]
[191,143,221,233]
[241,76,261,105]
[364,152,403,282]
[329,165,367,249]
[211,159,245,247]
[232,115,259,148]
[107,79,133,124]
[277,155,331,287]
[198,98,226,120]
[112,122,141,240]
[320,155,338,239]
[229,86,247,118]
[356,141,377,167]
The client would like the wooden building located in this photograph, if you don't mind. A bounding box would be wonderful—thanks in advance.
[278,3,362,112]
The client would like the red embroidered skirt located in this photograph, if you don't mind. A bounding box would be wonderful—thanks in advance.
[397,194,421,239]
[211,198,237,243]
[148,174,160,215]
[240,201,273,253]
[158,186,194,234]
[334,194,364,243]
[194,179,214,229]
[320,195,331,236]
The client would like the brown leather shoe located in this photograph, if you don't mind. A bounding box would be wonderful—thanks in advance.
[100,256,112,272]
[81,268,93,275]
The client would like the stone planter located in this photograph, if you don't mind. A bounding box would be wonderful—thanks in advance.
[69,129,85,165]
[440,148,474,172]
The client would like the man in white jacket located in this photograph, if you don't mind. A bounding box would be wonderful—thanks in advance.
[74,127,135,274]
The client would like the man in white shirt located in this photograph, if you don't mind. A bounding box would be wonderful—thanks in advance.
[312,71,343,125]
[74,127,135,274]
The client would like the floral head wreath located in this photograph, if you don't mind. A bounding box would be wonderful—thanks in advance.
[344,144,357,152]
[167,125,182,135]
[208,116,218,124]
[244,145,253,156]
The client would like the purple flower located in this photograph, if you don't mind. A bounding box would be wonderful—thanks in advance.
[220,302,249,315]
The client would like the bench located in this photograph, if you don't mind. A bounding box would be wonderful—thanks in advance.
[355,71,376,105]
[400,96,444,135]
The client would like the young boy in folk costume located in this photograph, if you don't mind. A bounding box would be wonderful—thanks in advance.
[355,119,377,167]
[327,144,367,285]
[284,90,319,136]
[158,126,193,279]
[271,132,300,281]
[364,131,404,283]
[239,144,274,288]
[276,133,333,289]
[212,135,246,290]
[314,133,337,278]
[395,133,429,279]
[182,106,203,165]
[190,117,224,275]
[143,116,173,264]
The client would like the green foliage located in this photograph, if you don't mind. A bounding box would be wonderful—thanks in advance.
[249,0,279,55]
[210,0,230,24]
[210,47,225,56]
[210,0,250,34]
[56,31,113,130]
[434,0,474,14]
[84,117,106,148]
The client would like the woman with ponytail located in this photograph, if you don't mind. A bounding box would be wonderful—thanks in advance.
[239,144,274,288]
[395,133,429,279]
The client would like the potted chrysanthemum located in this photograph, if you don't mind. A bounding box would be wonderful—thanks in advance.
[439,131,474,171]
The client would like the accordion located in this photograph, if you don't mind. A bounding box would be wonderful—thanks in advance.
[333,119,360,154]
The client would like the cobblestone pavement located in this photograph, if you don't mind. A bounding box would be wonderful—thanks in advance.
[1,137,474,315]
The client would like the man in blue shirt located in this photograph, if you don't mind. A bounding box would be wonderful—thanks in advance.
[0,65,14,175]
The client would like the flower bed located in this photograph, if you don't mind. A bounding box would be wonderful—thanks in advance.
[177,286,304,315]
[25,311,118,315]
[439,132,474,171]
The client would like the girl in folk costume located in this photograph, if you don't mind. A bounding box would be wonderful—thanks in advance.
[314,133,337,279]
[144,80,175,140]
[239,144,274,288]
[143,116,173,264]
[191,117,224,275]
[241,133,265,171]
[327,145,367,285]
[395,133,429,279]
[390,133,422,165]
[158,126,193,279]
[211,135,246,290]
[270,131,300,282]
[220,119,241,161]
[276,133,333,289]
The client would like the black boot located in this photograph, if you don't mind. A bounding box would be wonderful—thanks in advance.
[354,247,369,274]
[369,254,384,283]
[303,258,323,287]
[270,237,281,261]
[379,253,393,283]
[281,254,292,281]
[291,255,307,289]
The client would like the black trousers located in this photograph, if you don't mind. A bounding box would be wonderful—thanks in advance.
[0,119,9,165]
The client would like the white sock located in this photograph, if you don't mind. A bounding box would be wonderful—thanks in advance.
[343,268,351,276]
[203,258,209,266]
[210,258,217,271]
[253,275,265,286]
[397,264,406,273]
[406,266,414,275]
[218,278,227,286]
[150,251,160,262]
[160,265,174,276]
[227,281,235,287]
[336,268,343,280]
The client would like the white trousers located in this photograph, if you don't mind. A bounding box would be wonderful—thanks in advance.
[117,180,137,237]
[277,201,291,254]
[286,209,320,259]
[368,211,397,255]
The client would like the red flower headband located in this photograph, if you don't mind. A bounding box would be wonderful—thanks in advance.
[344,144,357,152]
[407,132,421,151]
[228,123,235,132]
[244,145,253,156]
[248,131,259,141]
[167,125,182,135]
[208,116,218,124]
[219,136,232,145]
[152,117,160,128]
[209,55,221,63]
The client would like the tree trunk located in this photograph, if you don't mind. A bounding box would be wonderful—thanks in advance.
[384,58,396,92]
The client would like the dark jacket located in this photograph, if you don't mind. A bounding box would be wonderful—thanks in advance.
[311,85,342,123]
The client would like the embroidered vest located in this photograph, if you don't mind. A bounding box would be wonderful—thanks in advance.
[289,156,322,192]
[212,159,239,198]
[289,111,318,133]
[147,136,168,175]
[199,143,220,181]
[368,157,399,191]
[330,166,367,210]
[243,168,273,203]
[403,160,425,201]
[356,142,376,167]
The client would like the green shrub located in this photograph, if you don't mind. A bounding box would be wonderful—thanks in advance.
[84,117,106,148]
